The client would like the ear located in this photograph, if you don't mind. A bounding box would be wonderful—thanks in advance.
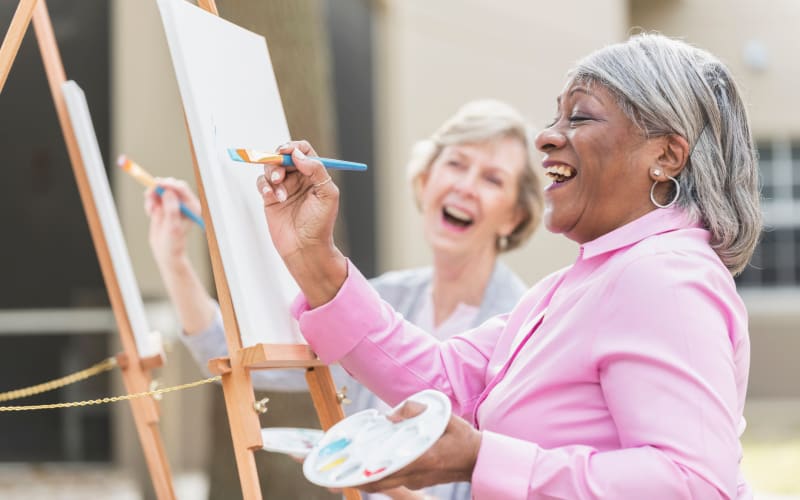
[649,133,689,182]
[498,203,525,240]
[418,168,430,190]
[412,168,431,209]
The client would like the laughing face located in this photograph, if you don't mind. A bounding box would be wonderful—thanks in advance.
[419,137,525,259]
[535,80,663,244]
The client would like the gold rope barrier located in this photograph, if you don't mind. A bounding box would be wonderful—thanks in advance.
[0,356,118,402]
[0,375,222,412]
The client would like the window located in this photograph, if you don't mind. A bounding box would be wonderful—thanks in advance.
[737,139,800,287]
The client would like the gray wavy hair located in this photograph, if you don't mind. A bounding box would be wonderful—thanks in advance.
[407,99,543,252]
[571,33,762,275]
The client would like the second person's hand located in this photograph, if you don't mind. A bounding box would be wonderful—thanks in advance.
[256,140,348,308]
[145,177,202,268]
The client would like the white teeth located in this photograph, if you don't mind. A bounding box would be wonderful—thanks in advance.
[544,164,577,184]
[443,205,473,223]
[544,164,576,178]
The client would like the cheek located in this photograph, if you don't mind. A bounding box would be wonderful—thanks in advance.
[483,191,518,225]
[419,190,444,222]
[421,170,447,196]
[420,172,454,207]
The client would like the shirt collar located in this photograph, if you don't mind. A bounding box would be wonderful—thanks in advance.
[580,207,701,260]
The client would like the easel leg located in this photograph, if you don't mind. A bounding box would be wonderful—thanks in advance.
[221,366,264,500]
[307,366,362,500]
[121,387,176,500]
[114,356,175,500]
[0,0,37,92]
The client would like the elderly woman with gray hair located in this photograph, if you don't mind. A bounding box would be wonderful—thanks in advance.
[258,32,762,499]
[147,100,542,500]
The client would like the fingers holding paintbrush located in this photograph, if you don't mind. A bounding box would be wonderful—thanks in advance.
[117,154,206,230]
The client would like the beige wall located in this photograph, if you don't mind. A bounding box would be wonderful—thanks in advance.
[373,0,628,285]
[631,0,800,137]
[111,0,210,297]
[740,290,800,398]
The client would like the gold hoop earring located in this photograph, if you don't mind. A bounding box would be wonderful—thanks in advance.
[650,175,680,209]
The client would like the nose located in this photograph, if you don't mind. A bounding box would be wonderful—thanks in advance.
[535,124,566,153]
[453,167,479,197]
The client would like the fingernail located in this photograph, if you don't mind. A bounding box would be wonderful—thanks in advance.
[271,171,280,183]
[276,188,287,202]
[262,185,271,195]
[294,149,306,160]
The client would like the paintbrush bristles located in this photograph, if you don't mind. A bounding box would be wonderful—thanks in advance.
[228,148,283,164]
[117,154,156,188]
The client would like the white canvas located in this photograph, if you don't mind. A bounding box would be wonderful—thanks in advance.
[62,81,163,359]
[157,0,304,346]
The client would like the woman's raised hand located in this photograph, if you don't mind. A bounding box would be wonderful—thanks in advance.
[145,177,202,268]
[256,140,348,308]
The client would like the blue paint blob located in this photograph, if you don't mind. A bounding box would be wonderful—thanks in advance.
[319,437,351,458]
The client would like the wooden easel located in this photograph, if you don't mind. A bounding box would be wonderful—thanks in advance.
[0,1,175,499]
[185,1,359,499]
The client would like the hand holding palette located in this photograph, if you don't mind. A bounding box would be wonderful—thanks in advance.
[303,389,452,488]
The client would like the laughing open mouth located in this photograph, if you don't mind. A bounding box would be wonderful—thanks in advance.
[544,164,577,183]
[442,205,474,228]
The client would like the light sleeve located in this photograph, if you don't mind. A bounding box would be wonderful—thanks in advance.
[178,302,312,392]
[178,304,227,377]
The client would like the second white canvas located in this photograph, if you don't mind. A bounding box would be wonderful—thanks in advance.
[158,0,304,346]
[62,80,163,359]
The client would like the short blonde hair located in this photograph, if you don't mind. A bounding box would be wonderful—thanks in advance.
[406,99,543,252]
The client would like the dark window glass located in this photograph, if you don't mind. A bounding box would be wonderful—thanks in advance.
[758,144,774,199]
[741,141,799,288]
[757,142,773,162]
[793,153,800,199]
[760,231,779,284]
[791,141,800,161]
[737,228,800,287]
[795,229,800,275]
[762,164,775,199]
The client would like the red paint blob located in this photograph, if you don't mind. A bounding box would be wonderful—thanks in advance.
[363,467,387,477]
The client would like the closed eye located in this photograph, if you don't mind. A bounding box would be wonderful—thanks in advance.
[447,160,466,170]
[484,175,503,186]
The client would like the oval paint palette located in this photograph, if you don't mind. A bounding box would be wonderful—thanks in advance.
[261,427,324,458]
[303,389,452,488]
